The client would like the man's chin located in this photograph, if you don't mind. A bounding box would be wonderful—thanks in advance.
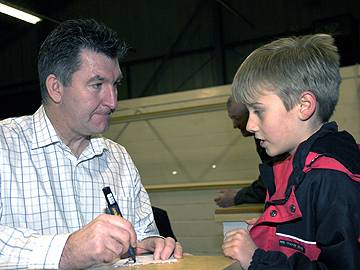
[90,122,109,135]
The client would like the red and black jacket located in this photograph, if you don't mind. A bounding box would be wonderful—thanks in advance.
[249,122,360,270]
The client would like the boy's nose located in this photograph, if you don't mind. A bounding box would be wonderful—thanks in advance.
[246,114,258,133]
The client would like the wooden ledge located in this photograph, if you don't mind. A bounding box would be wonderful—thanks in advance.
[215,203,264,215]
[214,203,264,222]
[145,179,254,192]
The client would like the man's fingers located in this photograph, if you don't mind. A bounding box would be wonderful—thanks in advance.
[159,237,176,260]
[152,238,164,260]
[173,242,183,259]
[105,214,137,246]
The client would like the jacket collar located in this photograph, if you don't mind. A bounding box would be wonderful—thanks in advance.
[262,122,341,206]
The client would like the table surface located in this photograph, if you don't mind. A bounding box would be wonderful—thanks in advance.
[91,255,235,270]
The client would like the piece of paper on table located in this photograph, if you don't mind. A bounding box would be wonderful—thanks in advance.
[113,254,178,268]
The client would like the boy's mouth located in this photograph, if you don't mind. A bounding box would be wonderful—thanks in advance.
[259,139,266,147]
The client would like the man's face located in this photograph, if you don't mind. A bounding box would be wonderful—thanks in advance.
[246,89,305,156]
[57,49,122,137]
[227,102,253,137]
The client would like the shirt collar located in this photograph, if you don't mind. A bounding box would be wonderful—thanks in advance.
[31,105,61,149]
[31,105,108,156]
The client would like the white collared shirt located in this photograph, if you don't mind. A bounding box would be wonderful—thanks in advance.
[0,106,158,269]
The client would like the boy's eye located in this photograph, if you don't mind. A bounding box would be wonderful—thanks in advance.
[251,108,264,117]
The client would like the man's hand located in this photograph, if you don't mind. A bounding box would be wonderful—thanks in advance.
[59,214,137,269]
[214,189,238,207]
[222,228,257,270]
[137,236,183,260]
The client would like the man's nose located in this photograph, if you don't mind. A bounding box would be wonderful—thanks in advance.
[104,86,118,110]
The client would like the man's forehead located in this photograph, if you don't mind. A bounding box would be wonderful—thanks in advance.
[79,49,122,80]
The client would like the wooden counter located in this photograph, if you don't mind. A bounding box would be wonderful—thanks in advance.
[90,255,235,270]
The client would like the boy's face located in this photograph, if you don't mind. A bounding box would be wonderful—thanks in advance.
[246,89,308,157]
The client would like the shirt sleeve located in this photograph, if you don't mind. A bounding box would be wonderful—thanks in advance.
[132,170,159,241]
[120,147,159,241]
[0,224,69,269]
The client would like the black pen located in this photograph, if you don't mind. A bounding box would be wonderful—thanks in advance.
[102,186,136,263]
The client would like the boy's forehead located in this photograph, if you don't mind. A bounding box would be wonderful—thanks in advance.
[246,90,279,106]
[242,87,270,105]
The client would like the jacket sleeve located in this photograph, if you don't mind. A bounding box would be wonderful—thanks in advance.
[234,176,266,204]
[249,170,360,270]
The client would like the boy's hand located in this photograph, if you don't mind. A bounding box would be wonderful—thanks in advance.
[223,229,257,270]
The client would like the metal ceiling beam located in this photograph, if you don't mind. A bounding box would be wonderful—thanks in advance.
[215,0,255,29]
[138,0,208,98]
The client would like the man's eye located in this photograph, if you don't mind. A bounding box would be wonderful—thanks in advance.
[92,83,102,90]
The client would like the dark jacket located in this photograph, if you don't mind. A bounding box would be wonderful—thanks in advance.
[152,206,177,241]
[249,122,360,270]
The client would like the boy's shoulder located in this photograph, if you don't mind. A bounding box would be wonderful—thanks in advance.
[291,122,360,187]
[309,129,360,174]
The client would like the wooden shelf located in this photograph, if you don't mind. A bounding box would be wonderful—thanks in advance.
[145,179,253,192]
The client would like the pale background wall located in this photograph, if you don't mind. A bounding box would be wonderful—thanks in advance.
[103,64,360,255]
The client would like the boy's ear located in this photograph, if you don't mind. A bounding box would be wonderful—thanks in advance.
[298,91,317,121]
[45,74,63,104]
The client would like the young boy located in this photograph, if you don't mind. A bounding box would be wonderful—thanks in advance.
[223,34,360,270]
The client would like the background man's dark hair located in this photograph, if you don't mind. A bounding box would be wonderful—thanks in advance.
[38,18,127,104]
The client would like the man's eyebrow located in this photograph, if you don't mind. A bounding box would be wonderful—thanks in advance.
[89,75,105,82]
[88,74,123,83]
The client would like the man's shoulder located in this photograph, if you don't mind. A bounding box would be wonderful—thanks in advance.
[100,137,130,156]
[99,138,137,167]
[0,115,33,136]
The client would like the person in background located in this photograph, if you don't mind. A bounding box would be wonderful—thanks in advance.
[152,206,177,241]
[223,34,360,269]
[214,96,274,207]
[0,19,182,269]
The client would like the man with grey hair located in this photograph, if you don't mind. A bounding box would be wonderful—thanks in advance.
[214,96,268,207]
[0,19,182,269]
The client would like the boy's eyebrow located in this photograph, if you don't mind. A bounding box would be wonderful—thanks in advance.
[247,102,263,108]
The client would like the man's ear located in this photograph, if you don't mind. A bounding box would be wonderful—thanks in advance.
[45,74,63,104]
[298,91,317,121]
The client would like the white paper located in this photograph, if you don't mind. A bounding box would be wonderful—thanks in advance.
[113,254,178,268]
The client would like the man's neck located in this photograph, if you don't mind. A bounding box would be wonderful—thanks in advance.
[44,106,90,158]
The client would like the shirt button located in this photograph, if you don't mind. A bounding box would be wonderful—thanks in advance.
[289,204,296,213]
[270,210,277,217]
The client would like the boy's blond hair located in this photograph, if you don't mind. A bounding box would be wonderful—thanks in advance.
[232,34,341,122]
